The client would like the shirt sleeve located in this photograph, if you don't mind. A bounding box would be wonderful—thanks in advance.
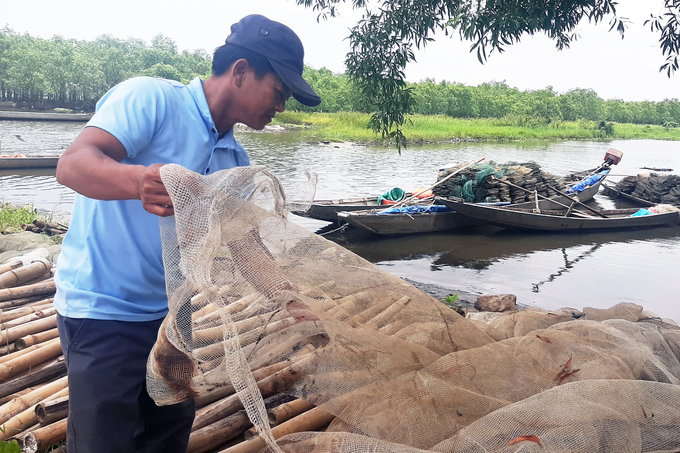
[86,77,169,159]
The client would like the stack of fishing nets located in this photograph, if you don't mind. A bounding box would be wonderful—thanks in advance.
[432,161,565,203]
[613,174,680,206]
[147,164,680,453]
[633,175,680,206]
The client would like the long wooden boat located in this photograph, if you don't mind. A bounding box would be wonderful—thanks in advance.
[437,198,679,231]
[0,111,92,121]
[300,175,604,225]
[0,157,60,170]
[333,179,603,236]
[601,182,655,207]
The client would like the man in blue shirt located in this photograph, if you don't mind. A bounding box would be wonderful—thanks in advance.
[55,14,320,453]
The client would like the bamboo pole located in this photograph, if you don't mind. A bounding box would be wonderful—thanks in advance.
[188,410,251,453]
[0,360,66,400]
[0,376,68,426]
[0,259,51,290]
[20,417,67,453]
[1,306,56,330]
[0,337,62,381]
[0,260,22,276]
[35,395,68,426]
[0,302,53,323]
[0,386,69,440]
[218,406,335,453]
[0,314,57,344]
[194,317,296,346]
[0,386,41,406]
[0,296,54,310]
[0,342,15,356]
[351,296,397,324]
[194,344,316,409]
[192,293,265,327]
[192,352,315,430]
[243,398,317,439]
[193,317,297,362]
[12,356,61,381]
[14,328,60,350]
[365,296,410,329]
[0,343,45,365]
[0,280,56,303]
[267,398,316,426]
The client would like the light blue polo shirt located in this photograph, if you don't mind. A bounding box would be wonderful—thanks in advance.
[55,77,250,321]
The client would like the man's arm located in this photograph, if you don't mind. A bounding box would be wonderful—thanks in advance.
[56,126,174,217]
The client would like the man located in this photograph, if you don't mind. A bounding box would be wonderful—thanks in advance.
[54,14,320,453]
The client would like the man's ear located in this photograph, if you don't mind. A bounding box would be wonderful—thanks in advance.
[232,59,249,87]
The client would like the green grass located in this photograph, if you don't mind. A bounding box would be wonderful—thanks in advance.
[0,203,40,234]
[272,111,680,145]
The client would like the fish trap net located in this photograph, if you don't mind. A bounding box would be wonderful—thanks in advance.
[148,164,680,453]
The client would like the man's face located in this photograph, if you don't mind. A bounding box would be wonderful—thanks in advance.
[238,69,293,130]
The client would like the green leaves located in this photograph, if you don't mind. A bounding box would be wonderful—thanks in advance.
[297,0,680,150]
[0,28,211,110]
[0,439,20,453]
[644,1,680,76]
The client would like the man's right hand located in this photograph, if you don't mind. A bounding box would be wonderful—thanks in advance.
[139,164,174,217]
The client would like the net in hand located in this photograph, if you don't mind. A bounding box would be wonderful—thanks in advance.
[148,164,680,453]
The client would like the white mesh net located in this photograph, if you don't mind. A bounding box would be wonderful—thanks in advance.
[148,164,680,453]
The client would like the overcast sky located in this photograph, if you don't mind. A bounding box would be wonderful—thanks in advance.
[2,0,677,102]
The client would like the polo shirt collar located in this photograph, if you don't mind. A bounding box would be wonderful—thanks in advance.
[188,77,239,149]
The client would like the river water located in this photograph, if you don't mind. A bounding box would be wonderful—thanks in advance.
[1,120,679,322]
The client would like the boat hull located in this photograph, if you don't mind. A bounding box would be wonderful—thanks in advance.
[337,210,486,235]
[438,199,679,231]
[0,157,60,170]
[0,111,92,121]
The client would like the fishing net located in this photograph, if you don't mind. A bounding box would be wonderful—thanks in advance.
[147,164,680,453]
[433,161,565,204]
[632,175,680,206]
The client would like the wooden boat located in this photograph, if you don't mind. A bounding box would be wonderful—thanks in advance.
[0,111,92,121]
[294,196,385,222]
[334,179,604,236]
[299,169,605,225]
[602,182,655,207]
[337,207,486,235]
[437,198,679,231]
[0,156,60,170]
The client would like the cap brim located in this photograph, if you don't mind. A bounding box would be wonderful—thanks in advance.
[269,59,321,107]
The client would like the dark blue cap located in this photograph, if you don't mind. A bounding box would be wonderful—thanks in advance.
[226,14,321,107]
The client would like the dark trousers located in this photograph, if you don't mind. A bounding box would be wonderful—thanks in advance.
[57,314,195,453]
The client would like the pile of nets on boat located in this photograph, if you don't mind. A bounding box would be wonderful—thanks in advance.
[147,164,680,453]
[614,174,680,206]
[433,161,565,203]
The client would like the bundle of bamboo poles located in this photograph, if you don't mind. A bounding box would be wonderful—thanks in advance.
[0,253,436,452]
[0,256,68,452]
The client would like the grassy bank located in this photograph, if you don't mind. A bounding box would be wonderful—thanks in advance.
[272,111,680,144]
[0,203,41,234]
